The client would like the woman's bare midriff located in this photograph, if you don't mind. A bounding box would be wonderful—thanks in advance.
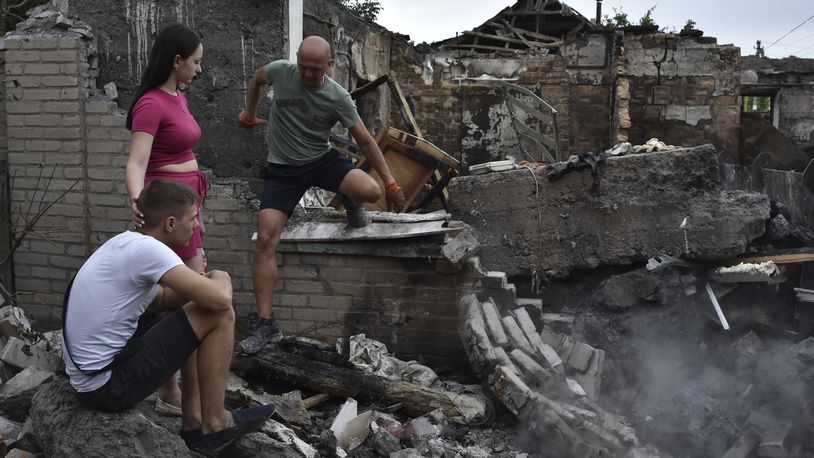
[149,159,198,173]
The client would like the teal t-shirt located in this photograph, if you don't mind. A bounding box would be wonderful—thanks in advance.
[264,60,361,165]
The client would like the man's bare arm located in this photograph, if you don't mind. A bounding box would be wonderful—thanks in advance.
[240,67,269,125]
[158,266,233,312]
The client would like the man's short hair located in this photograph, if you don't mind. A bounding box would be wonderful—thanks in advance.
[138,180,198,230]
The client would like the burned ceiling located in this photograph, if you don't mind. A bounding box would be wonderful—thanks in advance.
[434,0,595,54]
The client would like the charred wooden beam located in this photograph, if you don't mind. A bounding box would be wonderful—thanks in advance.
[254,348,488,422]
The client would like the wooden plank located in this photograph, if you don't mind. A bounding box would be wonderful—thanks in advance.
[464,30,542,47]
[386,71,422,138]
[486,21,559,42]
[500,18,537,50]
[724,253,814,266]
[278,220,461,242]
[349,74,389,100]
[296,208,451,223]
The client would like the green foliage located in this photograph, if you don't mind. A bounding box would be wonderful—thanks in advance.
[603,7,630,28]
[683,19,697,31]
[332,0,382,22]
[639,5,657,28]
[603,4,660,29]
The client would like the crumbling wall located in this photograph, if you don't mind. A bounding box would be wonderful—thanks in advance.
[622,34,740,153]
[447,145,770,277]
[742,56,814,145]
[0,45,11,289]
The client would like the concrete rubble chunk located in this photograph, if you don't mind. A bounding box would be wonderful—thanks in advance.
[0,307,31,340]
[567,342,595,373]
[257,419,318,458]
[480,299,509,347]
[488,365,531,415]
[540,326,564,349]
[30,379,193,457]
[574,349,605,399]
[441,223,480,265]
[0,415,21,447]
[510,349,552,384]
[4,450,34,458]
[448,144,771,276]
[501,315,535,355]
[541,313,574,334]
[746,410,792,458]
[513,307,545,349]
[0,337,60,373]
[0,367,53,422]
[103,81,117,100]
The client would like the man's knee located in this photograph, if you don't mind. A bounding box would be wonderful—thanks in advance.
[342,171,381,203]
[255,229,281,254]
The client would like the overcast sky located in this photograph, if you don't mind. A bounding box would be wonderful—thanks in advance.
[376,0,814,59]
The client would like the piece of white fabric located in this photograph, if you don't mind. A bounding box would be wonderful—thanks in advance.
[63,231,182,392]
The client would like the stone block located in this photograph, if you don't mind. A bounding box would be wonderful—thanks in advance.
[480,299,508,347]
[502,315,535,355]
[566,342,595,372]
[0,366,54,422]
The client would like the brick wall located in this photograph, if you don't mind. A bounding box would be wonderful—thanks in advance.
[2,31,513,361]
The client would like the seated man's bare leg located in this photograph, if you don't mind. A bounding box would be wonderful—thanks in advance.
[181,302,235,433]
[157,252,205,413]
[180,349,202,431]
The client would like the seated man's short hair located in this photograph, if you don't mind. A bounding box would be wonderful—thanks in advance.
[138,180,198,229]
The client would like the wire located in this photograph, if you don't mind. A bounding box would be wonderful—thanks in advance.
[767,14,814,49]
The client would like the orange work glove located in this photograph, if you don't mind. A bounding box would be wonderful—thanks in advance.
[385,181,406,213]
[238,111,267,129]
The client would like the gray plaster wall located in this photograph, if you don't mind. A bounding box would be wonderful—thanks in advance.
[446,145,770,277]
[60,0,392,191]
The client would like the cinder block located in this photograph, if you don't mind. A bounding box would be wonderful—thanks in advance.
[41,101,79,113]
[40,50,77,62]
[25,140,62,152]
[23,88,62,100]
[40,76,77,87]
[5,51,40,63]
[22,64,60,75]
[60,63,78,75]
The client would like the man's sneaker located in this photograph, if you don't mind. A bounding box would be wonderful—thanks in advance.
[236,312,282,355]
[180,429,202,448]
[341,195,370,228]
[190,404,277,452]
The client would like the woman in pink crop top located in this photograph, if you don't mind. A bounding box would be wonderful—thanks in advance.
[123,23,207,419]
[125,24,208,272]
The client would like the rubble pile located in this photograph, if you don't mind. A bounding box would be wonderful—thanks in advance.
[459,293,642,456]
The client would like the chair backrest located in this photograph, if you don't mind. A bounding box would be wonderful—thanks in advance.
[499,80,562,163]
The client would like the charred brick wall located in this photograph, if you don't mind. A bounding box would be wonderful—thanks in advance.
[623,35,740,154]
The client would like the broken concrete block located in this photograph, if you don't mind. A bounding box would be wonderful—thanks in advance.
[558,335,576,363]
[491,347,519,376]
[4,449,33,458]
[567,342,595,373]
[574,349,605,399]
[746,410,792,458]
[390,449,423,458]
[0,367,53,422]
[480,299,509,347]
[536,342,563,372]
[103,81,118,100]
[0,308,30,340]
[488,365,531,416]
[441,224,480,265]
[540,326,563,350]
[485,271,507,289]
[501,315,535,355]
[541,313,574,334]
[509,349,552,385]
[513,308,545,349]
[722,428,761,458]
[460,295,500,375]
[0,337,60,372]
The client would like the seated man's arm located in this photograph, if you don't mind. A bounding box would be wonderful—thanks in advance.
[157,266,233,312]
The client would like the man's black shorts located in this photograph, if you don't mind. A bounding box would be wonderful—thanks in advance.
[259,148,355,214]
[74,308,199,412]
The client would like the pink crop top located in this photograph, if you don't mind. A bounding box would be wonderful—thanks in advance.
[130,88,201,170]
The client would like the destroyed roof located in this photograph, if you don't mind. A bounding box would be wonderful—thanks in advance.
[433,0,595,53]
[742,55,814,74]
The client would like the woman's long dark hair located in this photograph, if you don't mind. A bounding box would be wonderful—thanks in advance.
[126,23,201,130]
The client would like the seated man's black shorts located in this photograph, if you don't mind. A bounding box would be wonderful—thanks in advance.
[74,308,200,412]
[259,148,355,214]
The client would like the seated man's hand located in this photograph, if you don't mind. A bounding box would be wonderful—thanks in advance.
[385,181,406,213]
[238,111,267,129]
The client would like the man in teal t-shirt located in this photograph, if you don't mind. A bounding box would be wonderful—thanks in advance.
[236,35,405,355]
